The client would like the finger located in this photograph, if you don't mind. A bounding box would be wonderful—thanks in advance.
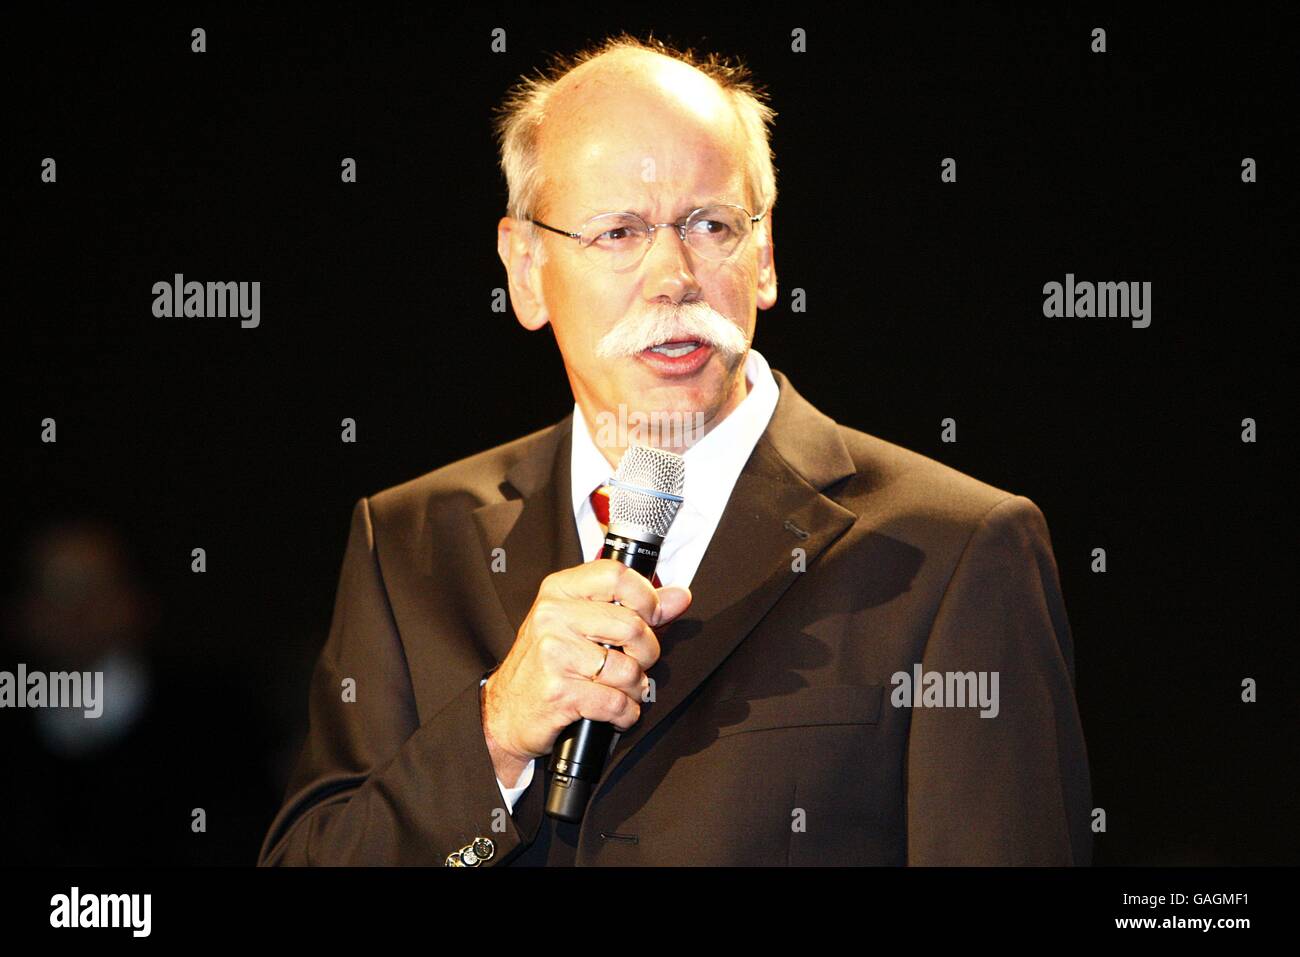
[651,585,692,626]
[551,559,662,625]
[568,679,642,731]
[587,647,644,696]
[541,628,639,686]
[556,599,659,663]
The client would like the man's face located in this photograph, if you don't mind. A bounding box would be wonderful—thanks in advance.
[500,60,777,457]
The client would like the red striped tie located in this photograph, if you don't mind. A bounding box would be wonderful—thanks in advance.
[590,484,662,588]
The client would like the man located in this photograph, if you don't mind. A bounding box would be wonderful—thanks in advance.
[258,35,1092,866]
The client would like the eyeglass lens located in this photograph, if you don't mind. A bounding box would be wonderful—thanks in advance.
[577,206,753,265]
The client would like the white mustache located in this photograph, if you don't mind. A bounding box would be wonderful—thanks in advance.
[594,302,749,359]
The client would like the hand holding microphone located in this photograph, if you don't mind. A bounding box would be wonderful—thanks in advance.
[480,559,689,785]
[480,445,689,818]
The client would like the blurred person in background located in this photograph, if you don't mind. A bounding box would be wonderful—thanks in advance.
[0,516,279,865]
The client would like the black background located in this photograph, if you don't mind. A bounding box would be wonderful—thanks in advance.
[5,3,1295,866]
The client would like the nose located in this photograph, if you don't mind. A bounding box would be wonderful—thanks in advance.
[640,223,700,302]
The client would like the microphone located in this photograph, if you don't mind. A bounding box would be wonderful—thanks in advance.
[544,444,686,822]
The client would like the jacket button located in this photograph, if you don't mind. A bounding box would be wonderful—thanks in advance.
[445,836,495,866]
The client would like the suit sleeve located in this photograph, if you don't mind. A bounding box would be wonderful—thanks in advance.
[905,495,1093,865]
[257,497,539,865]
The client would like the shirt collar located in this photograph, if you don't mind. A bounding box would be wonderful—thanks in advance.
[570,348,780,526]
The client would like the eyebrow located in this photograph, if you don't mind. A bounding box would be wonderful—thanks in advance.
[583,199,736,219]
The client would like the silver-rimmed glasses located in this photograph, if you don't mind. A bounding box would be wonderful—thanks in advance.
[529,204,766,270]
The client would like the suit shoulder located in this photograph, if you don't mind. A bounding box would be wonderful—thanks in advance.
[831,421,1036,531]
[362,421,563,525]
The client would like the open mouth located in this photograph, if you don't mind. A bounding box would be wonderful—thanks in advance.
[644,339,703,358]
[635,339,713,376]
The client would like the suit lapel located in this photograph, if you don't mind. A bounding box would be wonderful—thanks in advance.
[593,371,858,798]
[471,418,583,665]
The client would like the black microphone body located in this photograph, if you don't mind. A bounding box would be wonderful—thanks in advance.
[544,528,663,823]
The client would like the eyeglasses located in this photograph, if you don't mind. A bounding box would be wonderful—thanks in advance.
[529,204,766,271]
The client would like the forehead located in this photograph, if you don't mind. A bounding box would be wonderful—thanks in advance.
[539,57,748,218]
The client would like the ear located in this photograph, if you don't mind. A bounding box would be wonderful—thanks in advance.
[754,209,777,311]
[497,216,551,330]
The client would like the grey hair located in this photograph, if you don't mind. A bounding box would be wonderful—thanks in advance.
[492,32,779,268]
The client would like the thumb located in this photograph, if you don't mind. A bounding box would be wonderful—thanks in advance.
[652,585,692,626]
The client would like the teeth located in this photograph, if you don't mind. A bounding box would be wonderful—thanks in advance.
[648,341,700,358]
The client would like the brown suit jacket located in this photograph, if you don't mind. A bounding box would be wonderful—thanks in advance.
[258,369,1092,866]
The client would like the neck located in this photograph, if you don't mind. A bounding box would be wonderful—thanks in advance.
[580,364,751,470]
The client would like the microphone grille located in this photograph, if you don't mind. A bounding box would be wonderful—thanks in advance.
[608,445,686,539]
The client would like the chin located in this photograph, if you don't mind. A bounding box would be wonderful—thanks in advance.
[628,381,719,413]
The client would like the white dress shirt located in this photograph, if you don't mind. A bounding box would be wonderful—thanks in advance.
[484,348,781,812]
